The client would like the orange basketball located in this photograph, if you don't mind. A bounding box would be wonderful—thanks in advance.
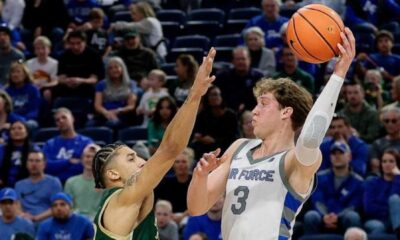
[286,4,344,64]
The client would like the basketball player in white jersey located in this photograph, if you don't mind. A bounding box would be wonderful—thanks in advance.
[187,28,355,240]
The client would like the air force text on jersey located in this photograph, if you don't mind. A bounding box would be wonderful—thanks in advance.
[228,168,275,182]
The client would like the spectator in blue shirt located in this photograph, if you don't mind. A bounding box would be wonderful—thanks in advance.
[37,192,94,240]
[66,0,100,27]
[5,62,41,130]
[363,148,400,236]
[357,30,400,83]
[0,188,35,240]
[320,114,369,176]
[244,0,288,49]
[15,150,62,224]
[184,196,223,240]
[303,141,364,235]
[43,107,93,183]
[0,121,38,187]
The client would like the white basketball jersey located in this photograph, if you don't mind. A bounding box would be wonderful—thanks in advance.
[222,139,314,240]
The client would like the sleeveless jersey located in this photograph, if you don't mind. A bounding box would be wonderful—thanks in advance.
[222,139,315,240]
[93,188,159,240]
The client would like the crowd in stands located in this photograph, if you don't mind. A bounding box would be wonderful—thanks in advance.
[0,0,400,239]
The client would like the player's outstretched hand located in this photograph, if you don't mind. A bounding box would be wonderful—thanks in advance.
[334,27,356,79]
[194,148,227,177]
[190,48,217,98]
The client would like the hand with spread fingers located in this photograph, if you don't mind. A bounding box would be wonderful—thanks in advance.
[194,148,227,177]
[190,47,217,99]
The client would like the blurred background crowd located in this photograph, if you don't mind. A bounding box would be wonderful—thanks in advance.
[0,0,399,239]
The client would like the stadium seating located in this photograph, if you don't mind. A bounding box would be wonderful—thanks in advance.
[173,35,210,50]
[214,34,241,47]
[77,127,113,146]
[156,9,186,25]
[228,7,261,21]
[118,126,148,146]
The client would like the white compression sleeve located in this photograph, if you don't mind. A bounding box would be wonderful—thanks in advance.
[295,74,345,166]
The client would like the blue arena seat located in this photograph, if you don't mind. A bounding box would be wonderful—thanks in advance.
[214,47,234,62]
[33,127,59,145]
[214,34,241,47]
[173,35,210,50]
[118,126,147,145]
[156,9,186,25]
[166,47,204,64]
[184,21,222,39]
[224,19,247,34]
[228,7,261,20]
[368,233,397,240]
[160,63,176,75]
[187,8,225,24]
[112,10,131,22]
[161,21,183,43]
[78,127,113,146]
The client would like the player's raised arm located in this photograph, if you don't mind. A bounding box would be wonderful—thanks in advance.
[292,28,355,171]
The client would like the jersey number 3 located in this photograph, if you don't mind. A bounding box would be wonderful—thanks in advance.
[231,186,249,215]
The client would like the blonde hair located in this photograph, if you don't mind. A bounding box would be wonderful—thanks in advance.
[8,62,33,86]
[182,147,195,168]
[131,2,155,18]
[156,200,173,212]
[253,78,313,131]
[34,36,52,48]
[149,69,166,83]
[244,27,266,47]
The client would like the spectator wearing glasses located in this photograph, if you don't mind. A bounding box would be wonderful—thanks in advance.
[370,106,400,175]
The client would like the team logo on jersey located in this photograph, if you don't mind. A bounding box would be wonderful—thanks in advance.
[228,168,275,182]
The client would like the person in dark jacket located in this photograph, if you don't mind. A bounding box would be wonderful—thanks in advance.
[304,140,364,235]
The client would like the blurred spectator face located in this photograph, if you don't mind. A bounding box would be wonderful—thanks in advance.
[241,111,255,138]
[282,47,298,68]
[232,49,251,73]
[377,36,393,54]
[55,111,74,132]
[382,110,400,135]
[82,147,96,171]
[90,18,103,29]
[262,0,279,20]
[0,199,17,220]
[365,70,381,85]
[173,153,190,176]
[0,31,11,49]
[0,97,5,113]
[107,61,123,80]
[330,149,351,169]
[155,205,172,228]
[381,152,398,176]
[345,84,364,107]
[10,64,26,86]
[189,234,206,240]
[26,152,45,176]
[175,59,187,79]
[52,200,71,220]
[68,37,86,55]
[124,36,140,50]
[207,87,223,107]
[246,32,263,51]
[130,4,144,22]
[330,118,350,137]
[34,42,50,59]
[159,99,173,121]
[147,73,163,89]
[10,121,28,142]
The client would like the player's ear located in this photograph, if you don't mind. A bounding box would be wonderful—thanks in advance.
[281,107,293,119]
[106,169,120,181]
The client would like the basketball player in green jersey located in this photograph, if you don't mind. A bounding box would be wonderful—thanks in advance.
[91,48,216,240]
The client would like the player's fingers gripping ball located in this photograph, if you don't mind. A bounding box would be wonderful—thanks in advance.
[286,4,344,64]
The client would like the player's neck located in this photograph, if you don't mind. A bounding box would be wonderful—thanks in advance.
[259,130,295,156]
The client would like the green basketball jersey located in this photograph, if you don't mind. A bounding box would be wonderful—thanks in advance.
[93,188,159,240]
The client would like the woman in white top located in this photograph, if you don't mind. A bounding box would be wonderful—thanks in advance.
[111,2,167,60]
